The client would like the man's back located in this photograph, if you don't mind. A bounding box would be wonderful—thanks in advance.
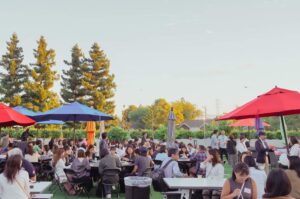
[161,157,183,178]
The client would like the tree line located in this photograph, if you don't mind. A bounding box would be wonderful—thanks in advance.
[0,33,116,115]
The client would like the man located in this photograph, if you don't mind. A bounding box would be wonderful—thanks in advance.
[255,131,270,171]
[187,143,196,156]
[210,130,219,149]
[160,148,185,178]
[131,147,152,176]
[8,148,37,182]
[98,148,121,199]
[218,130,228,162]
[99,132,109,159]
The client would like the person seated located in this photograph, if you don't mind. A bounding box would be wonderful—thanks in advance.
[0,134,9,155]
[33,139,42,154]
[161,148,185,178]
[131,147,152,176]
[179,146,190,158]
[0,154,30,199]
[189,145,207,177]
[8,148,37,182]
[201,149,224,199]
[121,145,136,162]
[278,154,289,170]
[71,149,92,191]
[263,169,293,199]
[99,148,121,199]
[285,156,300,199]
[116,143,126,157]
[64,145,74,166]
[155,145,168,162]
[243,155,267,199]
[52,148,67,183]
[42,144,53,157]
[110,146,120,159]
[289,136,300,157]
[85,144,96,160]
[221,162,257,199]
[24,144,40,163]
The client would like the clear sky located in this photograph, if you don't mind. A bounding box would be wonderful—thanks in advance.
[1,0,300,117]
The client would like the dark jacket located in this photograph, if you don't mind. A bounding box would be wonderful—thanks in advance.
[99,154,121,183]
[255,139,269,163]
[227,139,237,154]
[99,139,108,158]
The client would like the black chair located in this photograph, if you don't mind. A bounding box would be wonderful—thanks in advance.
[101,168,121,199]
[269,152,278,169]
[64,168,90,198]
[32,162,43,180]
[0,160,6,173]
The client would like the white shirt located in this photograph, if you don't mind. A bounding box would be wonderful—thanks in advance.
[236,140,248,153]
[24,153,39,163]
[218,135,228,149]
[0,169,30,199]
[55,158,67,183]
[249,167,267,199]
[290,144,300,157]
[200,162,224,179]
[211,135,219,149]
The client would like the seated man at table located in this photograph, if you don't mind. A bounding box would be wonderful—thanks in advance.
[131,147,152,176]
[161,148,185,178]
[8,148,37,182]
[99,148,121,199]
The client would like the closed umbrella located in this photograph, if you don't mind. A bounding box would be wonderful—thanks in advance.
[218,86,300,153]
[167,108,176,148]
[86,121,96,145]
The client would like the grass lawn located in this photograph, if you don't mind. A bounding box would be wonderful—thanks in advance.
[49,163,232,199]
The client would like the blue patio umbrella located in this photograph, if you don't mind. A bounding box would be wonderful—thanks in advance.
[37,120,65,125]
[31,102,113,139]
[13,106,38,117]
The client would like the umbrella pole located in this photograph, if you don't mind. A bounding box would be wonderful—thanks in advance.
[73,117,76,143]
[280,115,289,154]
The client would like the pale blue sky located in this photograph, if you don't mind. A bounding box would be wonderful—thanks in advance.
[1,0,300,117]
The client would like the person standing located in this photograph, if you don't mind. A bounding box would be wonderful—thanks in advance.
[99,132,109,159]
[211,130,219,149]
[218,130,229,162]
[255,132,270,171]
[227,134,238,168]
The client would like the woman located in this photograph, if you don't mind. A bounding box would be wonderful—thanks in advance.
[243,155,267,199]
[43,144,53,157]
[237,135,249,160]
[71,149,92,191]
[85,144,95,160]
[0,154,30,199]
[285,156,300,198]
[52,148,67,183]
[121,145,136,162]
[227,134,238,168]
[155,145,168,161]
[289,136,300,157]
[24,144,40,162]
[263,169,293,199]
[221,162,257,199]
[179,146,190,158]
[201,149,225,199]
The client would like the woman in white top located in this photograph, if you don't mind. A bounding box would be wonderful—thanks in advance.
[52,148,67,183]
[237,136,249,154]
[0,154,30,199]
[201,149,225,199]
[243,155,267,199]
[24,144,40,163]
[289,136,300,157]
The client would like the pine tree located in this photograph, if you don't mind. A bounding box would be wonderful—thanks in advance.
[83,43,116,114]
[23,36,60,112]
[0,33,29,106]
[61,44,87,103]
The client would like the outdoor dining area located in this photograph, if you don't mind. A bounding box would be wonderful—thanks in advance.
[0,86,300,199]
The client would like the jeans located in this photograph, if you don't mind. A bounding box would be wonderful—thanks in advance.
[219,148,228,161]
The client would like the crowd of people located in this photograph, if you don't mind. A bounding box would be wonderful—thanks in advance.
[0,129,299,199]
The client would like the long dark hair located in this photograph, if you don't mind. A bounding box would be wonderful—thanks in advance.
[289,156,300,177]
[290,136,299,145]
[243,155,258,169]
[263,169,291,198]
[208,149,222,166]
[4,154,22,183]
[232,162,249,181]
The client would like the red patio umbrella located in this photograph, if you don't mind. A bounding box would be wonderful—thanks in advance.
[0,103,35,128]
[218,86,300,153]
[229,118,270,127]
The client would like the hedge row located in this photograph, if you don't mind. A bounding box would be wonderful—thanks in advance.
[2,126,300,141]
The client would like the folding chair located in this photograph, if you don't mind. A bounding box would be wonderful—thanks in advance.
[101,168,121,199]
[64,168,90,198]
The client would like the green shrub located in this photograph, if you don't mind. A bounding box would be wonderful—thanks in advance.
[108,127,128,142]
[154,125,167,140]
[176,129,192,139]
[129,130,143,140]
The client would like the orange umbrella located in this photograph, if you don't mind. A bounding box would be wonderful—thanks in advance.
[86,121,96,145]
[229,118,270,127]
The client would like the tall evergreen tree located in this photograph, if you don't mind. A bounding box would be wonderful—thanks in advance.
[61,44,87,103]
[83,43,116,114]
[23,36,60,112]
[0,33,29,106]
